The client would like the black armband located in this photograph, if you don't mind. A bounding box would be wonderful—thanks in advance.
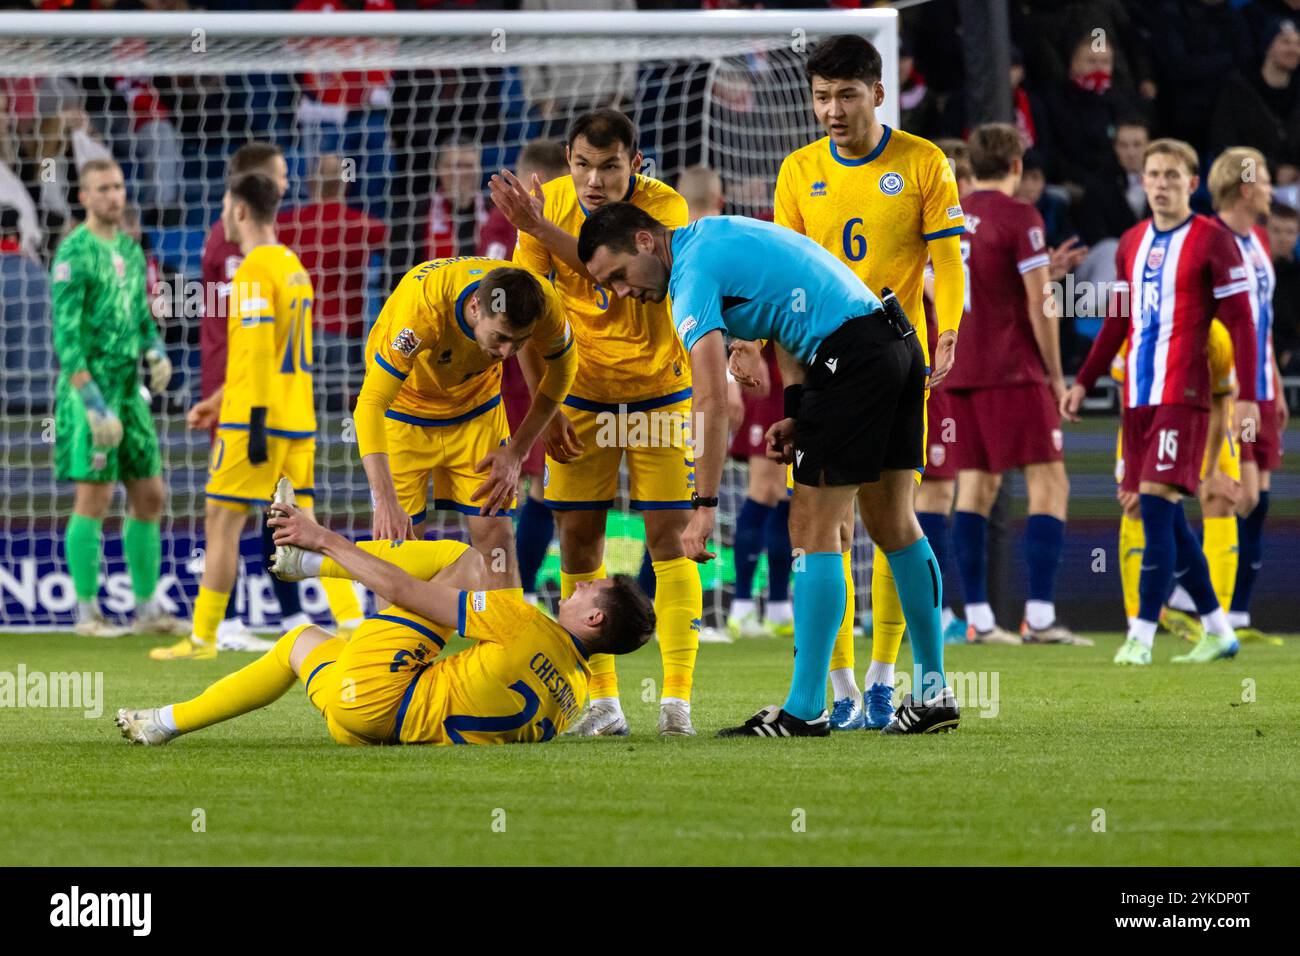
[783,384,804,420]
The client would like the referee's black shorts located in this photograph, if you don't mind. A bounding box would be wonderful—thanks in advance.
[792,313,927,488]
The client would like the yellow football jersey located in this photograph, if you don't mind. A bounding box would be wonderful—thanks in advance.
[514,174,691,403]
[219,244,316,435]
[403,589,592,745]
[366,257,573,422]
[774,127,965,363]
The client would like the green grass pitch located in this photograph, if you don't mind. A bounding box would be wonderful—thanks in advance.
[1,630,1296,866]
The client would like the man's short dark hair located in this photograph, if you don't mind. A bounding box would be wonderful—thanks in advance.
[968,123,1025,180]
[576,202,667,263]
[227,171,280,224]
[567,108,638,158]
[229,141,282,177]
[476,267,548,330]
[595,574,656,656]
[805,34,883,85]
[518,139,569,179]
[1269,201,1299,223]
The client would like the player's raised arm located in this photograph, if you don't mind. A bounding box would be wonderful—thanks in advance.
[496,169,594,281]
[269,505,460,628]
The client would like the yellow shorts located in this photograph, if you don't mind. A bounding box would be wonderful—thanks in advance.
[385,397,515,523]
[1113,426,1240,484]
[301,609,455,746]
[544,391,694,511]
[206,426,315,510]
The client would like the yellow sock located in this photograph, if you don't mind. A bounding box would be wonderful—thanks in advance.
[1202,516,1238,611]
[870,555,906,665]
[321,577,363,625]
[652,557,701,702]
[1119,514,1144,620]
[320,540,471,582]
[172,623,307,732]
[829,550,856,672]
[191,585,229,645]
[563,565,614,699]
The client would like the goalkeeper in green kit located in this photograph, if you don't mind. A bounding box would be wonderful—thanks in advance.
[51,158,188,638]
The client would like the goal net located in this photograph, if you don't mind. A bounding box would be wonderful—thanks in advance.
[0,9,898,630]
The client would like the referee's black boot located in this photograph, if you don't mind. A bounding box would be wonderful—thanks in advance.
[717,705,831,738]
[881,687,960,734]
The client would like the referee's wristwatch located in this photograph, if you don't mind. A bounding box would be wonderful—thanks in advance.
[691,492,719,509]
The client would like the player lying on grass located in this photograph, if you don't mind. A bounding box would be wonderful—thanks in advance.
[116,482,655,747]
[578,204,958,736]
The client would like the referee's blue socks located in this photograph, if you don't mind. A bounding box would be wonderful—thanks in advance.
[887,537,947,701]
[783,551,845,720]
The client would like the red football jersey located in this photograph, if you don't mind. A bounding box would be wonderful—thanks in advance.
[943,189,1051,390]
[1076,214,1258,408]
[477,206,516,261]
[199,218,242,400]
[276,200,387,338]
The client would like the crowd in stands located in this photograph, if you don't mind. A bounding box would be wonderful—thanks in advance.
[2,0,1300,404]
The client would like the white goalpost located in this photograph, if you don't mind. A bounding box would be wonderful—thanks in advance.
[0,9,898,630]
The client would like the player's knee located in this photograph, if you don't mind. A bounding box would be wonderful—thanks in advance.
[127,483,165,521]
[284,623,331,675]
[74,482,113,519]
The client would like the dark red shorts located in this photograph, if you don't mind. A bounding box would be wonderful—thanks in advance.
[922,386,957,481]
[1120,403,1208,495]
[1240,398,1284,472]
[501,357,545,479]
[947,382,1064,474]
[729,346,784,460]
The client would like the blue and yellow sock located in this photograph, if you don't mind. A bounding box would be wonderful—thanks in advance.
[783,552,845,720]
[886,537,946,701]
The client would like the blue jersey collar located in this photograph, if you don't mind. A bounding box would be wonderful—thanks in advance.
[828,126,892,167]
[455,280,481,341]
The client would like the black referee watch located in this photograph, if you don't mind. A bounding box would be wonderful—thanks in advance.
[691,493,719,509]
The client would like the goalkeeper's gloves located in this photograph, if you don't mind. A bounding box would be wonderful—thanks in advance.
[77,379,123,449]
[248,406,269,465]
[143,342,172,395]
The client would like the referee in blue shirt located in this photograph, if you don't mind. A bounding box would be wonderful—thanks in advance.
[577,204,959,736]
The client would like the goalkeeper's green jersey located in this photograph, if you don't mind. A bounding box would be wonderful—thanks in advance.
[50,224,155,385]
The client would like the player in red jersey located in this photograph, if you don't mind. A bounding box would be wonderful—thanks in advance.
[944,124,1084,646]
[1205,147,1288,645]
[480,139,571,605]
[1063,138,1260,665]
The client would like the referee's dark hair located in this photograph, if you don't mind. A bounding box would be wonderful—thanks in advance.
[227,172,280,225]
[576,202,667,263]
[805,34,883,86]
[593,575,656,656]
[477,267,548,331]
